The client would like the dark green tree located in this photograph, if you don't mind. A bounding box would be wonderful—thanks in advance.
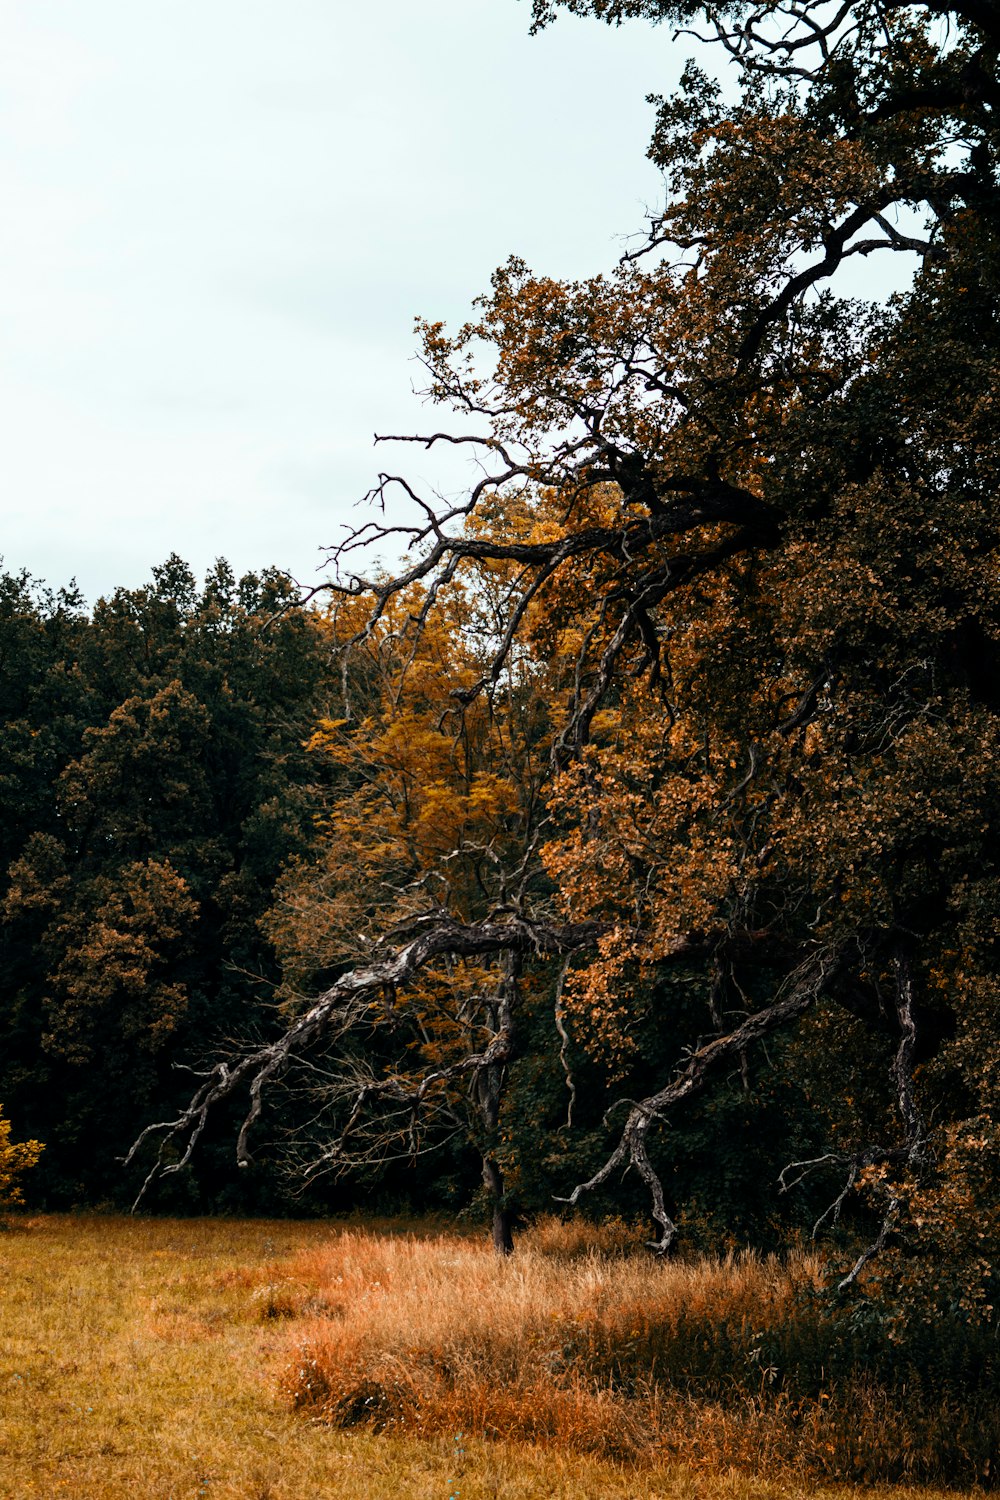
[0,559,330,1205]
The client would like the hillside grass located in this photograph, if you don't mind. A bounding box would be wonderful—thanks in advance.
[0,1213,986,1499]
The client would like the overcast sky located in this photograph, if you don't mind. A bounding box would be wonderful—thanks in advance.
[0,0,695,603]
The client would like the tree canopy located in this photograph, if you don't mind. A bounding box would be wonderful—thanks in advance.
[0,559,332,1207]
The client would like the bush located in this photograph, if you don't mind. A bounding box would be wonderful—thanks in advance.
[0,1104,43,1210]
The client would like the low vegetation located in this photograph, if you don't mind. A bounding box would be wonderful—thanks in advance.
[0,1105,42,1210]
[0,1214,640,1500]
[275,1217,998,1487]
[4,1212,988,1498]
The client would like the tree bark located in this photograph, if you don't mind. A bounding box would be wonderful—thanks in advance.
[482,1153,514,1255]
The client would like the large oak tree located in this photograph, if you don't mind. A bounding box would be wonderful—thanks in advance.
[131,0,1000,1312]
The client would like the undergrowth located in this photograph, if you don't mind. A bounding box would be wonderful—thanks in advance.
[269,1216,999,1487]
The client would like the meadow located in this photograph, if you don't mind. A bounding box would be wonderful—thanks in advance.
[0,1214,989,1499]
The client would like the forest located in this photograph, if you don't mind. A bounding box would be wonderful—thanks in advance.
[2,0,999,1489]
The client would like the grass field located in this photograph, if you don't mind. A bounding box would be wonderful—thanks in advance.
[0,1214,983,1499]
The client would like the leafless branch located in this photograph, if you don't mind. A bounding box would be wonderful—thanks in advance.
[553,957,578,1129]
[125,913,603,1208]
[838,945,929,1290]
[559,941,850,1253]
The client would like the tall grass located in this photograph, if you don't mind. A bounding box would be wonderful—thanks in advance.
[1,1212,990,1497]
[0,1213,692,1499]
[272,1217,999,1487]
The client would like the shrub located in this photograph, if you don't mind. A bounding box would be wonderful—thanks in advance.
[0,1104,43,1211]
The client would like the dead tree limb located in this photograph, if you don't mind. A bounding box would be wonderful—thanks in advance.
[837,945,930,1290]
[558,941,851,1253]
[124,914,602,1210]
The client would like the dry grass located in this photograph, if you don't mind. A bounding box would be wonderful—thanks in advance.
[0,1212,984,1499]
[272,1217,998,1488]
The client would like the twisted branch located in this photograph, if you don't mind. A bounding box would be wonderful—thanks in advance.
[124,914,602,1208]
[559,941,850,1252]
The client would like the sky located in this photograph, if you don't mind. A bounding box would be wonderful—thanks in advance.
[0,0,693,604]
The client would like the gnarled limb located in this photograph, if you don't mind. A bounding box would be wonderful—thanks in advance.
[776,945,933,1285]
[837,945,930,1290]
[124,914,601,1210]
[559,941,850,1252]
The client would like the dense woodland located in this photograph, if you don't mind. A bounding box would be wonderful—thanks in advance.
[0,560,332,1208]
[3,0,1000,1358]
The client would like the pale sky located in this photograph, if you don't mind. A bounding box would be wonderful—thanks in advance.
[1,2,914,606]
[0,0,688,603]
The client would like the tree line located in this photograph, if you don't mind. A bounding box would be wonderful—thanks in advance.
[2,558,809,1241]
[0,558,332,1209]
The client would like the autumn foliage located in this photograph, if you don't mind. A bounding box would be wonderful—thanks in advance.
[0,1103,42,1210]
[85,0,999,1352]
[0,560,331,1207]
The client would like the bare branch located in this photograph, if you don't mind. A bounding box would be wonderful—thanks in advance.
[553,957,578,1129]
[837,945,930,1290]
[560,941,850,1252]
[125,914,602,1206]
[739,193,900,364]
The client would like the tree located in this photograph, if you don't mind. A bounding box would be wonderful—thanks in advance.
[198,578,583,1249]
[0,560,331,1206]
[130,0,1000,1309]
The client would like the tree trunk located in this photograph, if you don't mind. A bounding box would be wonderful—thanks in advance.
[475,952,519,1254]
[482,1152,514,1255]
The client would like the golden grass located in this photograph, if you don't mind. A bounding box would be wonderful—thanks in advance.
[272,1218,997,1487]
[0,1212,981,1499]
